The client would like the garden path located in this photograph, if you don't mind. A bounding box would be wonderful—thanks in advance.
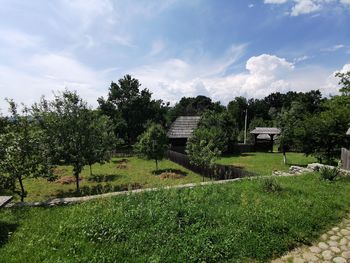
[272,213,350,263]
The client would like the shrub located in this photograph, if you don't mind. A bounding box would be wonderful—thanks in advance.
[261,178,283,193]
[320,167,339,181]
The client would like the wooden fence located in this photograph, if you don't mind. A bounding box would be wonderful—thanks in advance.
[341,148,350,170]
[165,150,256,180]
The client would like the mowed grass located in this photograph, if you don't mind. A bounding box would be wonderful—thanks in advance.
[1,174,350,263]
[217,152,317,176]
[19,157,205,202]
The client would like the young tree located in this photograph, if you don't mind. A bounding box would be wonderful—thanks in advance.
[335,71,350,96]
[0,100,49,201]
[134,124,168,171]
[84,111,117,176]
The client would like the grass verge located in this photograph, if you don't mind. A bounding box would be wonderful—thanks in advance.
[1,173,349,262]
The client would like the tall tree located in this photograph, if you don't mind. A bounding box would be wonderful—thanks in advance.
[134,124,168,171]
[98,75,168,145]
[0,100,49,201]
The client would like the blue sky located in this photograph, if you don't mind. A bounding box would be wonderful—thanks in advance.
[0,0,349,111]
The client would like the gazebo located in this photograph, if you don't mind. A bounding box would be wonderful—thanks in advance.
[250,127,281,152]
[167,116,201,153]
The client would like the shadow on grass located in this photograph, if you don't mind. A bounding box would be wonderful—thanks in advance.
[0,222,18,247]
[111,159,129,164]
[54,183,143,198]
[87,174,121,183]
[152,169,188,176]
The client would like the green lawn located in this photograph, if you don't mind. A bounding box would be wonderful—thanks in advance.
[16,157,205,202]
[1,174,350,262]
[217,152,317,176]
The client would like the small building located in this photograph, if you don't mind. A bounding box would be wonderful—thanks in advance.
[167,116,201,153]
[250,127,281,152]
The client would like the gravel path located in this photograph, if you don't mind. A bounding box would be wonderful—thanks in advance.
[272,213,350,263]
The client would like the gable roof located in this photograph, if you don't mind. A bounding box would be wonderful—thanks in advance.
[250,127,281,135]
[167,116,201,139]
[347,128,350,135]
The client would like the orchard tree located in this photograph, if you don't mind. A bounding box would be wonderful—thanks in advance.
[84,111,117,176]
[34,91,117,193]
[0,100,49,201]
[134,124,168,171]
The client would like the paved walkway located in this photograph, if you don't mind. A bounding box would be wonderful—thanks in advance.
[272,213,350,263]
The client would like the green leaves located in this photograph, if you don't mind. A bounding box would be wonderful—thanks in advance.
[134,124,168,170]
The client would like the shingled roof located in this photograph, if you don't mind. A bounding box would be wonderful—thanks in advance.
[167,116,201,139]
[250,127,281,135]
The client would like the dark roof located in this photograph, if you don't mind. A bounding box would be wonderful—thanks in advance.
[347,128,350,135]
[250,127,281,135]
[167,116,201,139]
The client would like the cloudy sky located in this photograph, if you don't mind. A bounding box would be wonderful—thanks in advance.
[0,0,350,111]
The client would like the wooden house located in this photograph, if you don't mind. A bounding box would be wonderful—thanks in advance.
[167,116,200,153]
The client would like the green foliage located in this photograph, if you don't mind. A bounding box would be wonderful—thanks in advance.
[1,174,350,262]
[33,91,117,193]
[186,127,225,168]
[319,167,340,181]
[261,178,283,193]
[335,71,350,96]
[0,100,50,201]
[98,74,168,145]
[134,124,168,170]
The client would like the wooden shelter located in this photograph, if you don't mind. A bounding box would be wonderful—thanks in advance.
[167,116,201,153]
[250,127,281,152]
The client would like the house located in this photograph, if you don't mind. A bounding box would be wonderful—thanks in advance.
[250,127,281,152]
[167,116,201,153]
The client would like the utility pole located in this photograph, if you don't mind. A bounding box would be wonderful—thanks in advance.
[244,109,248,144]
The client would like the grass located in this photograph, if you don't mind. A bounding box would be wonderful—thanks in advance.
[1,174,350,262]
[217,151,317,176]
[14,157,205,202]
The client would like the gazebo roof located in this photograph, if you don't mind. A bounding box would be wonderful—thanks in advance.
[250,127,281,135]
[347,128,350,135]
[167,116,201,139]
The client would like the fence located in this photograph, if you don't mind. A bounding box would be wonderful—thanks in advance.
[165,150,256,180]
[341,148,350,170]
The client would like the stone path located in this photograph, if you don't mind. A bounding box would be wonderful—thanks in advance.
[272,213,350,263]
[0,196,13,208]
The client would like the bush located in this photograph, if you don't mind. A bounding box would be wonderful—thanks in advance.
[320,167,339,181]
[261,178,283,193]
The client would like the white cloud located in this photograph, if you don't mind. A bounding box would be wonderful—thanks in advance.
[340,0,350,4]
[148,39,165,57]
[264,0,288,4]
[321,44,345,52]
[291,0,321,16]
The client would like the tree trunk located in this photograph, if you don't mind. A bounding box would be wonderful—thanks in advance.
[89,164,93,176]
[283,151,287,165]
[75,172,80,194]
[18,175,25,202]
[155,159,158,171]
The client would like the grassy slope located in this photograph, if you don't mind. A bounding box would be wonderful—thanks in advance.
[217,152,317,176]
[1,174,350,263]
[20,157,205,202]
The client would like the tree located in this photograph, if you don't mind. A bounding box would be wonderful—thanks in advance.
[186,127,226,181]
[34,91,117,193]
[134,124,168,171]
[98,75,168,145]
[84,111,117,176]
[0,100,49,201]
[335,71,350,96]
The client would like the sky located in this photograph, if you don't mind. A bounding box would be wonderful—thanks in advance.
[0,0,350,111]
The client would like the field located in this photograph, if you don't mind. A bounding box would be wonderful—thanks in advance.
[1,174,350,262]
[217,152,317,176]
[16,157,205,202]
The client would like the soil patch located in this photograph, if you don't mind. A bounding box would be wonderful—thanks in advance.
[159,172,185,179]
[55,176,83,185]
